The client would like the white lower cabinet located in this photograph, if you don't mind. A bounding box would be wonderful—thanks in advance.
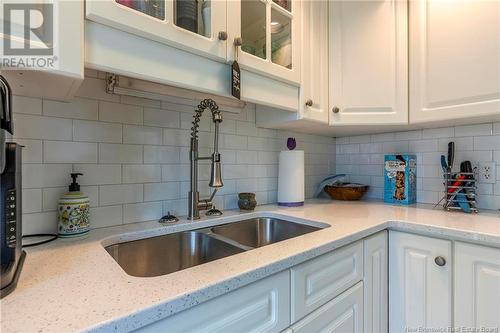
[290,282,364,333]
[454,242,500,329]
[136,270,290,333]
[290,241,364,322]
[133,231,500,333]
[389,231,452,333]
[363,231,388,333]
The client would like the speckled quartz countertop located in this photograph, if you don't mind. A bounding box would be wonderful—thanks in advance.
[1,200,500,333]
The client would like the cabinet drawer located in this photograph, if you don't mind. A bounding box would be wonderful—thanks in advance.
[136,270,290,333]
[291,282,364,333]
[291,241,363,322]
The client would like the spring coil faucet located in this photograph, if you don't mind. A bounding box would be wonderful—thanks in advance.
[188,99,224,219]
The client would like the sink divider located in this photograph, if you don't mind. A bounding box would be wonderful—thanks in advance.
[197,228,255,252]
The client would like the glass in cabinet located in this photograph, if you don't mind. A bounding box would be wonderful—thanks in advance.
[229,0,300,84]
[86,0,227,61]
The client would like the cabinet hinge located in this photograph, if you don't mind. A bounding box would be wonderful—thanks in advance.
[105,73,117,94]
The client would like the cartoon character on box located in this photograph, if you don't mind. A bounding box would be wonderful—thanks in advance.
[384,155,416,205]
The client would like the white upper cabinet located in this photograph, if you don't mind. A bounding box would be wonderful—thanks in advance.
[1,0,84,101]
[86,0,227,61]
[227,0,301,84]
[329,0,408,126]
[298,0,329,123]
[389,231,452,333]
[455,242,500,329]
[410,0,500,123]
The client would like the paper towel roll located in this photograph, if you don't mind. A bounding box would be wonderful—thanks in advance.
[278,150,304,206]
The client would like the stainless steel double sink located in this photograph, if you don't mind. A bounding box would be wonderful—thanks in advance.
[105,217,326,277]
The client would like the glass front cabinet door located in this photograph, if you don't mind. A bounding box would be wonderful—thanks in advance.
[227,0,301,84]
[86,0,228,61]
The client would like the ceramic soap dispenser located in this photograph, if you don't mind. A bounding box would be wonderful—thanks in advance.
[58,173,90,238]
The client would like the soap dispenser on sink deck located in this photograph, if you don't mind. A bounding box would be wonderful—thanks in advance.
[58,173,90,238]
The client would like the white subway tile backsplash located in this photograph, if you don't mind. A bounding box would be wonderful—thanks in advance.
[123,125,162,145]
[13,96,42,115]
[121,95,161,108]
[371,133,395,142]
[161,164,190,182]
[236,121,255,136]
[408,139,438,153]
[123,202,163,224]
[422,127,454,139]
[219,119,236,134]
[395,131,422,141]
[73,120,122,143]
[340,144,360,154]
[474,135,500,150]
[494,122,500,135]
[144,145,180,164]
[163,129,190,146]
[73,164,122,185]
[337,122,500,210]
[99,143,143,164]
[455,123,493,137]
[14,114,72,140]
[99,101,143,125]
[123,165,161,183]
[348,135,371,144]
[144,108,180,128]
[144,182,180,201]
[22,212,58,234]
[258,151,279,164]
[22,164,73,188]
[22,189,42,214]
[382,141,409,153]
[90,205,123,228]
[13,74,335,232]
[43,98,98,120]
[223,164,248,179]
[42,187,66,212]
[99,184,143,206]
[223,134,247,150]
[15,139,42,163]
[437,137,473,151]
[44,141,97,163]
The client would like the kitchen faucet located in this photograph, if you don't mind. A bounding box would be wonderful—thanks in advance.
[188,99,224,220]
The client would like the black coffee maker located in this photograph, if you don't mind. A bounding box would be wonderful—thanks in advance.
[0,75,25,298]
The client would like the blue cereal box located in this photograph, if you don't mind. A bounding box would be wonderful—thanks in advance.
[384,155,417,205]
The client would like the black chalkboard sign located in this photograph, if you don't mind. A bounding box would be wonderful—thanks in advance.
[231,60,241,99]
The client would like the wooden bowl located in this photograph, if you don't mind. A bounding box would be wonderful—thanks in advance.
[324,183,370,201]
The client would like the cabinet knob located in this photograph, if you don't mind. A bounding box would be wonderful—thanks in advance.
[234,37,243,47]
[332,106,340,114]
[434,256,446,266]
[305,99,313,107]
[218,31,228,41]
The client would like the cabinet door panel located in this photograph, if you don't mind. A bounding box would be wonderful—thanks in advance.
[455,242,500,329]
[227,0,301,84]
[291,241,363,322]
[410,0,500,123]
[329,0,408,125]
[291,282,364,333]
[299,0,329,123]
[364,231,388,333]
[86,0,227,61]
[389,231,452,333]
[136,270,290,333]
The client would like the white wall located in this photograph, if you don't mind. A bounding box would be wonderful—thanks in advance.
[11,71,336,234]
[336,125,500,210]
